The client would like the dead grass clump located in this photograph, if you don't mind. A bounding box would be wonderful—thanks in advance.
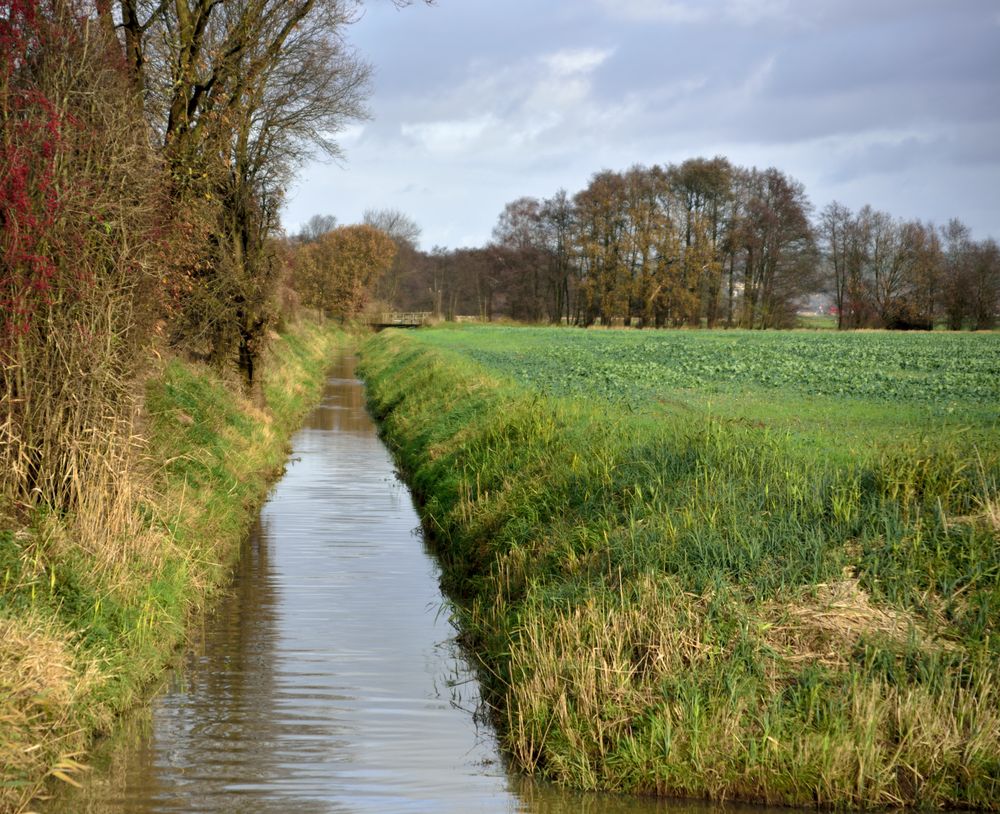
[945,451,1000,534]
[504,575,713,774]
[944,504,1000,534]
[0,615,95,812]
[986,498,1000,532]
[762,575,943,669]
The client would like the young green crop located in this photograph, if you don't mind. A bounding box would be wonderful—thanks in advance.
[415,325,1000,411]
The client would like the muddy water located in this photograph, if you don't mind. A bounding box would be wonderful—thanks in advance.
[45,353,749,814]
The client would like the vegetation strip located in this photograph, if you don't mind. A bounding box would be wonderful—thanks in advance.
[359,326,1000,809]
[0,321,343,813]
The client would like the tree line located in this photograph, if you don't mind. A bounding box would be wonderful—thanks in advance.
[820,205,998,331]
[1,0,407,516]
[375,158,999,331]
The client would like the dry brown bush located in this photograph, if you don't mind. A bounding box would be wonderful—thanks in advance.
[1,2,163,562]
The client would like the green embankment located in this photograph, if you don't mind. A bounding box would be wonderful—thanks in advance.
[359,327,1000,810]
[0,321,343,812]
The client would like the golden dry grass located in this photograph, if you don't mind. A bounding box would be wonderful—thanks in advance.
[0,614,97,811]
[761,574,953,670]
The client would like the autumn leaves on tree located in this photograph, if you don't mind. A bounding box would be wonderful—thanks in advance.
[394,159,820,328]
[380,157,998,330]
[293,224,397,318]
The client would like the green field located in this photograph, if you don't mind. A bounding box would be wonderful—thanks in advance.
[415,325,999,408]
[360,325,1000,809]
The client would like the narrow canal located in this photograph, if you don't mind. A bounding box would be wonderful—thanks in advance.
[44,352,728,813]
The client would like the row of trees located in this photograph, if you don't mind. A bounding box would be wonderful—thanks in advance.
[1,0,389,516]
[487,159,818,329]
[820,205,999,330]
[378,159,998,331]
[381,159,819,328]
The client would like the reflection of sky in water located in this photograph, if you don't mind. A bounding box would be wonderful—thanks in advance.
[44,353,785,814]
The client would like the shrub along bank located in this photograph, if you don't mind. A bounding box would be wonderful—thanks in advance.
[358,328,1000,810]
[0,321,343,813]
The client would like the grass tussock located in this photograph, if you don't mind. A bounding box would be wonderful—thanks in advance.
[0,613,98,799]
[359,328,1000,809]
[0,319,344,813]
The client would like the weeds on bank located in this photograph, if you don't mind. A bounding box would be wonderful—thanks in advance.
[359,329,1000,809]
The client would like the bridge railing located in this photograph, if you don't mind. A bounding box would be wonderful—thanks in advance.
[364,311,433,327]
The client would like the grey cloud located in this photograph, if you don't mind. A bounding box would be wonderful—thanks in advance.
[283,0,1000,245]
[823,134,952,184]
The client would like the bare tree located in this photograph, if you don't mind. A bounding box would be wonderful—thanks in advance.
[362,209,421,308]
[97,0,374,387]
[940,220,1000,330]
[299,214,339,242]
[941,219,974,330]
[968,238,1000,330]
[539,190,576,324]
[362,208,422,247]
[492,197,552,321]
[820,201,852,329]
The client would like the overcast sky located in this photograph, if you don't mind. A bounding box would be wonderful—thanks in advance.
[281,0,1000,250]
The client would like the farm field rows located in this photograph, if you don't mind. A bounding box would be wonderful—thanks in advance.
[417,325,1000,463]
[359,325,1000,809]
[418,324,999,413]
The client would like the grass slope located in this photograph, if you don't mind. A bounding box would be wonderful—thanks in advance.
[0,320,343,813]
[359,326,1000,809]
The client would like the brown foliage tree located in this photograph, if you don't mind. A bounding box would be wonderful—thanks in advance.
[293,224,396,318]
[732,167,816,328]
[668,157,733,327]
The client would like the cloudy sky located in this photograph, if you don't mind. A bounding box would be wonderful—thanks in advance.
[282,0,1000,249]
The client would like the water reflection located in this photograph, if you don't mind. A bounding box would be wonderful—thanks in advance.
[43,353,778,814]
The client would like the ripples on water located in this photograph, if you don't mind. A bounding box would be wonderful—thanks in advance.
[43,353,765,814]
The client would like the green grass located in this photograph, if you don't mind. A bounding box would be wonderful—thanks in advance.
[415,325,1000,461]
[0,319,344,813]
[359,325,1000,809]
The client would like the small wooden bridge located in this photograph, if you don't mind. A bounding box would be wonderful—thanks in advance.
[365,311,432,330]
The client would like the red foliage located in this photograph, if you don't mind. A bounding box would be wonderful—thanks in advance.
[0,0,41,74]
[0,0,95,342]
[1,0,64,339]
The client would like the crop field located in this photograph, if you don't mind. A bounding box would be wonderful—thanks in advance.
[416,325,999,411]
[360,325,1000,809]
[415,326,1000,460]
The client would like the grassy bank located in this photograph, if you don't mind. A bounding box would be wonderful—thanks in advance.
[0,320,343,813]
[359,326,1000,809]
